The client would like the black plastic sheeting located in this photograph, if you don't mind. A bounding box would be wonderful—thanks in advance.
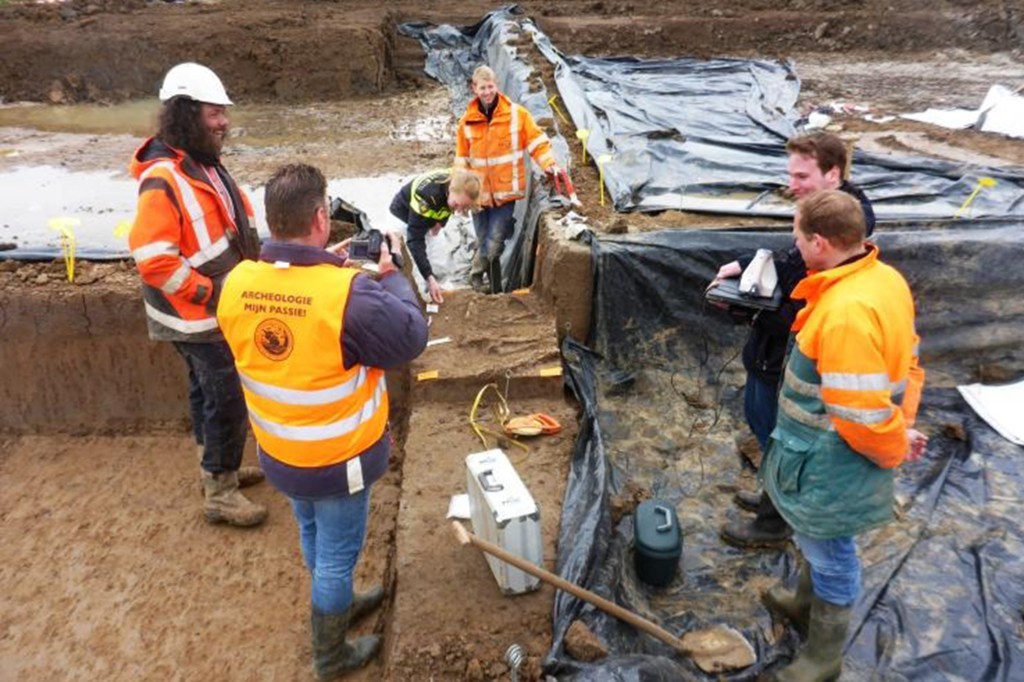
[400,6,571,292]
[528,32,1024,219]
[549,221,1024,680]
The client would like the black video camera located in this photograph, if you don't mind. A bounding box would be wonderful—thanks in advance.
[349,229,404,269]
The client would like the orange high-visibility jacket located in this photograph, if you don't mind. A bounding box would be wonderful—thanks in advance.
[216,260,389,469]
[454,92,557,207]
[128,138,257,342]
[789,244,925,468]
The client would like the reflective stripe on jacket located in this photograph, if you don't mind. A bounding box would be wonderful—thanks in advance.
[128,137,257,342]
[409,168,453,223]
[761,244,925,539]
[454,92,556,207]
[217,260,389,470]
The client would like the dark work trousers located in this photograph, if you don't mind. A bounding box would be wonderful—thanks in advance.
[172,340,248,475]
[743,372,779,452]
[470,202,516,279]
[743,372,788,530]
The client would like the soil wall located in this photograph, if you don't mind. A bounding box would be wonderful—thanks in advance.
[0,272,187,434]
[534,215,593,344]
[0,266,410,436]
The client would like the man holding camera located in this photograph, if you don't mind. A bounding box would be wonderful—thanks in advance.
[716,132,876,550]
[217,164,427,678]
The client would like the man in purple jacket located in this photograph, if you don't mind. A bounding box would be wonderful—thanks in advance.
[217,164,427,679]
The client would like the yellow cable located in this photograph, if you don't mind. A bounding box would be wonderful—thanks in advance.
[469,383,529,453]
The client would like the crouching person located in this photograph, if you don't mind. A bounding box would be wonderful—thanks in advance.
[760,190,926,681]
[217,164,428,678]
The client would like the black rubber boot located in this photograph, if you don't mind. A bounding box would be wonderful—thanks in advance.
[349,585,385,624]
[488,256,502,294]
[311,608,380,680]
[766,595,850,682]
[763,562,813,637]
[720,492,792,549]
[734,489,763,513]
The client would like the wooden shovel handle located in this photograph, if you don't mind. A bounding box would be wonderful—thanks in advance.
[451,521,690,655]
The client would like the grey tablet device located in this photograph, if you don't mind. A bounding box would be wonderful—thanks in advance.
[705,278,782,312]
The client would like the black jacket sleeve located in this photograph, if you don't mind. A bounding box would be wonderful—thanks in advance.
[405,224,433,281]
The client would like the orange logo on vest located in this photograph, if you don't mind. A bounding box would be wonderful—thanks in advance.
[255,318,294,361]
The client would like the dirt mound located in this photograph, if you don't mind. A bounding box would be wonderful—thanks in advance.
[0,1,396,103]
[1,0,146,23]
[1,0,1021,104]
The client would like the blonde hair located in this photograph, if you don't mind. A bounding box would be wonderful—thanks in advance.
[449,169,482,210]
[472,65,496,85]
[797,189,865,249]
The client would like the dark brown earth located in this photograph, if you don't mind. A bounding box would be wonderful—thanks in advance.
[1,0,1022,104]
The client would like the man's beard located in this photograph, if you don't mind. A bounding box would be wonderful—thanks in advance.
[190,127,228,164]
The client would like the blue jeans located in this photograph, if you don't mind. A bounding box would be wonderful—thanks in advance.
[744,373,780,453]
[471,202,516,277]
[173,340,248,474]
[290,488,371,614]
[794,533,860,607]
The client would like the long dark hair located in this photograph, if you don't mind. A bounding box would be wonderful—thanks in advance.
[157,96,220,162]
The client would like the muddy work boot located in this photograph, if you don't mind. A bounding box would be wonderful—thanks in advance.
[201,471,268,527]
[766,595,851,682]
[196,445,264,489]
[734,489,763,513]
[721,492,792,549]
[236,466,265,488]
[349,585,385,624]
[311,607,381,680]
[763,562,813,637]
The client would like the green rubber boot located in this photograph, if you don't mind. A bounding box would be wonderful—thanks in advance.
[768,595,850,682]
[349,585,385,624]
[311,607,381,680]
[763,562,813,637]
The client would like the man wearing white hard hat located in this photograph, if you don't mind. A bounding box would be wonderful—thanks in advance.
[127,62,267,527]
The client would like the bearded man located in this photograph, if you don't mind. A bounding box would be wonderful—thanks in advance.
[128,62,266,527]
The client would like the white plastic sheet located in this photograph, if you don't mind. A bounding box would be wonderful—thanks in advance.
[958,379,1024,445]
[903,85,1024,138]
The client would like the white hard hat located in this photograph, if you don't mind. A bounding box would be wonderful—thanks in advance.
[158,62,233,105]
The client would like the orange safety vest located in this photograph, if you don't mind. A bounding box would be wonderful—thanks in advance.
[216,260,389,468]
[128,138,257,341]
[455,92,556,207]
[788,244,925,467]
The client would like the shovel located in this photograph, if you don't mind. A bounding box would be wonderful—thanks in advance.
[451,521,756,673]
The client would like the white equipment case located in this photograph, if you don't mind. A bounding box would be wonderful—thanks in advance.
[465,449,543,595]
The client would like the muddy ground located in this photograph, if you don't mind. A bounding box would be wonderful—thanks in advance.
[3,0,1024,680]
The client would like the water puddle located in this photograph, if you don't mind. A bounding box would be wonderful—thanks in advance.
[0,165,137,256]
[0,98,469,288]
[0,100,160,138]
[0,98,451,150]
[0,165,473,289]
[389,114,453,143]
